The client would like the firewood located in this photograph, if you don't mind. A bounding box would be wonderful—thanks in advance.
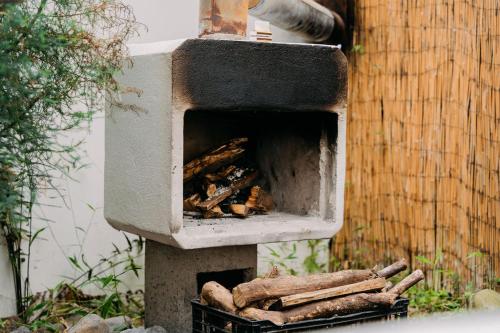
[197,170,258,211]
[245,186,274,212]
[270,277,386,310]
[202,205,224,219]
[382,281,394,292]
[206,183,217,197]
[229,204,249,217]
[239,293,398,326]
[260,298,279,310]
[376,259,408,278]
[389,269,424,295]
[283,292,398,324]
[245,186,261,209]
[183,193,201,212]
[232,269,377,308]
[201,281,238,314]
[238,307,285,326]
[183,138,248,183]
[204,165,237,182]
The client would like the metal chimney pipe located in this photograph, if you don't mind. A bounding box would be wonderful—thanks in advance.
[249,0,337,43]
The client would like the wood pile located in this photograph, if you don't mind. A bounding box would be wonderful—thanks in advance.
[200,259,424,326]
[183,137,274,219]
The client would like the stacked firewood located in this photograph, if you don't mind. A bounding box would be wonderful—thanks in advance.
[183,137,274,219]
[200,259,424,326]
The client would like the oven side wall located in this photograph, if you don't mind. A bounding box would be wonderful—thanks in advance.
[104,49,177,238]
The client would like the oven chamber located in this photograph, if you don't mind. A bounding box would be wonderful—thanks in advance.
[104,38,347,249]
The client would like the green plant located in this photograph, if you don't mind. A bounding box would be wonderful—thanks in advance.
[19,234,145,332]
[406,251,481,314]
[0,0,138,314]
[264,242,299,276]
[302,240,328,274]
[406,285,469,314]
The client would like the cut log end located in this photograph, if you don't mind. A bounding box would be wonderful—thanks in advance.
[201,281,238,314]
[376,259,408,278]
[229,204,249,217]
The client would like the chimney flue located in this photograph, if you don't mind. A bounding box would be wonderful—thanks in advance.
[199,0,250,40]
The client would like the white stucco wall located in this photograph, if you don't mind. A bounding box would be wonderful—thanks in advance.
[0,0,328,317]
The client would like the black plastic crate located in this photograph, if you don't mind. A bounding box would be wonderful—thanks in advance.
[192,297,409,333]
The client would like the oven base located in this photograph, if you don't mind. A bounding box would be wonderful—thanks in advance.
[145,240,257,332]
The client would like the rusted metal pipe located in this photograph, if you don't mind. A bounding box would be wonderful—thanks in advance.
[199,0,250,40]
[249,0,337,43]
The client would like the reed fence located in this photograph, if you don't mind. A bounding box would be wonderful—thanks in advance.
[331,0,500,287]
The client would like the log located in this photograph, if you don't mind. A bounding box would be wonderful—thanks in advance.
[382,281,394,292]
[183,137,248,183]
[389,269,424,295]
[238,307,285,326]
[260,298,279,310]
[201,281,238,314]
[202,205,224,219]
[376,259,408,278]
[197,170,258,211]
[245,186,274,212]
[229,204,249,217]
[232,269,377,308]
[206,183,217,197]
[270,277,386,310]
[183,193,201,212]
[239,293,398,326]
[284,293,398,324]
[204,165,237,182]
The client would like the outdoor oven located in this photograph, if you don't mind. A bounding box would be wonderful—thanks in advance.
[104,16,347,333]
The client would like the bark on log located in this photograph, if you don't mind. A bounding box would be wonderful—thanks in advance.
[201,281,238,314]
[284,293,398,324]
[376,259,408,278]
[260,298,279,310]
[382,281,394,292]
[238,308,285,326]
[197,170,258,211]
[390,269,424,295]
[270,277,386,310]
[232,269,377,308]
[239,293,398,326]
[183,137,248,183]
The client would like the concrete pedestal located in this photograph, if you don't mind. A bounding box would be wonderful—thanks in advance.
[145,240,257,333]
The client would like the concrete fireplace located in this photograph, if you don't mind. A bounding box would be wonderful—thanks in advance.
[104,38,347,332]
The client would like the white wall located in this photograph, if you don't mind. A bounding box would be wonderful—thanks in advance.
[0,0,327,317]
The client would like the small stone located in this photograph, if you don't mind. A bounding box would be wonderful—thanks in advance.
[104,316,131,332]
[68,314,110,333]
[473,289,500,309]
[145,327,166,333]
[10,327,31,333]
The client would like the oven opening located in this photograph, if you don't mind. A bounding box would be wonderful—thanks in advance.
[183,110,338,225]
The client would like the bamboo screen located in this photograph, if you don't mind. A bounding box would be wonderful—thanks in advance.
[331,0,499,285]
